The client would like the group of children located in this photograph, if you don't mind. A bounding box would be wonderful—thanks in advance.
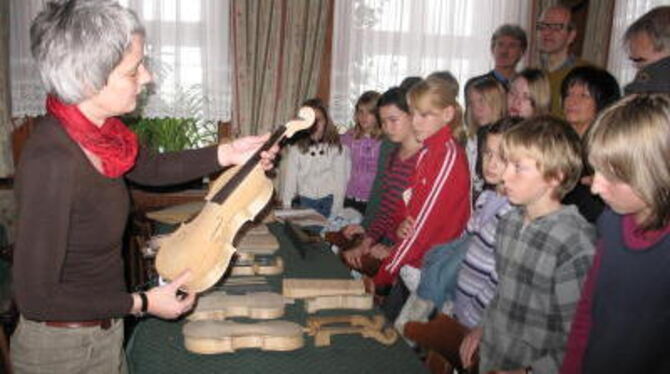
[280,71,670,373]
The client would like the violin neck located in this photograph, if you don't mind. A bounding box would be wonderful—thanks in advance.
[210,125,287,204]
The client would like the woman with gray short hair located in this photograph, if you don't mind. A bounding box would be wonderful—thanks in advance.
[10,1,277,372]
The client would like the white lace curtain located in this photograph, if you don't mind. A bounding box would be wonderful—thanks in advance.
[329,0,531,126]
[607,0,669,88]
[10,0,232,122]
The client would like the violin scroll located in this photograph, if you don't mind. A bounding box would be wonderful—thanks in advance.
[284,107,316,139]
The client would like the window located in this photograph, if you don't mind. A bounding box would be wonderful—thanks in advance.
[10,0,232,122]
[330,0,530,126]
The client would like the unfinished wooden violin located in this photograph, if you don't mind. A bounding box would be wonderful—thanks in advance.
[155,107,316,292]
[188,291,289,321]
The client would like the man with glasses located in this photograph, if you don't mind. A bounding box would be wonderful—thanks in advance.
[465,24,528,93]
[623,6,670,94]
[537,5,589,116]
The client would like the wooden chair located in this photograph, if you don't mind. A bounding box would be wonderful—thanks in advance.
[11,117,36,171]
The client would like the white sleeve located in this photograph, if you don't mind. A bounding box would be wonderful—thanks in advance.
[281,146,299,209]
[331,146,351,216]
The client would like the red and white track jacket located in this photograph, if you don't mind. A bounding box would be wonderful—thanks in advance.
[373,124,471,286]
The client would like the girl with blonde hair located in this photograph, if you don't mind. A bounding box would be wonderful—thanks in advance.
[341,91,383,214]
[371,75,471,289]
[507,68,550,118]
[464,76,507,197]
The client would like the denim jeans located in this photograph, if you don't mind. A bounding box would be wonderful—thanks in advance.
[11,316,126,374]
[298,194,333,218]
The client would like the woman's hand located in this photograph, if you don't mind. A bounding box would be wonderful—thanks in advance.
[460,326,483,369]
[396,217,415,239]
[342,224,365,239]
[217,133,279,170]
[144,271,197,320]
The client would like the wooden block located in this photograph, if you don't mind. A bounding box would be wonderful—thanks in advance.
[305,294,373,313]
[236,233,280,255]
[183,320,304,354]
[246,224,270,236]
[188,291,287,321]
[282,278,366,299]
[230,257,284,276]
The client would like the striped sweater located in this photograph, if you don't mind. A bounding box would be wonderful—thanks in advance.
[452,190,511,328]
[366,149,420,243]
[374,125,471,286]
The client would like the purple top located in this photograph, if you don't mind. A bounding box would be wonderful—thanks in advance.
[341,131,381,201]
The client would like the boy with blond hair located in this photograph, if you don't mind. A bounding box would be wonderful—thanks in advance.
[460,115,595,374]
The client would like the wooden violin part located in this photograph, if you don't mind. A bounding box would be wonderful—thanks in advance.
[230,256,284,276]
[236,232,280,256]
[183,320,304,354]
[282,278,366,299]
[305,315,398,347]
[305,294,373,313]
[188,291,288,321]
[246,224,271,236]
[155,108,315,292]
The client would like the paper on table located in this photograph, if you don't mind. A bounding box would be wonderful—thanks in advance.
[273,208,329,227]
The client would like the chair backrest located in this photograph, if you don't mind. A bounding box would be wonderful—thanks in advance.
[11,117,37,170]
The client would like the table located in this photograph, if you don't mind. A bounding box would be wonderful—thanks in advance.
[126,223,428,373]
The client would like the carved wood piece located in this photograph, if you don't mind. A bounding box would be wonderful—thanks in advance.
[246,224,270,236]
[236,233,280,255]
[282,278,366,299]
[188,291,288,321]
[305,315,398,347]
[305,294,373,313]
[230,257,284,276]
[183,320,304,354]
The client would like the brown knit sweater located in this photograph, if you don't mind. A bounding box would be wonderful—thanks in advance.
[13,115,220,321]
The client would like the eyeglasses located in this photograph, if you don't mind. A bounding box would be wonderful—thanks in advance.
[536,22,569,32]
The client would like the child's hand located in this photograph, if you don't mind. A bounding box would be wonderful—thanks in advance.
[460,326,483,369]
[342,240,372,269]
[396,217,415,239]
[342,224,365,239]
[342,247,364,268]
[368,244,391,260]
[362,275,376,294]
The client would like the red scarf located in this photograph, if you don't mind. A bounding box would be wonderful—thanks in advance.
[46,95,139,178]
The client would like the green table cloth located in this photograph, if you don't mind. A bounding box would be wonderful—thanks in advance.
[126,223,428,373]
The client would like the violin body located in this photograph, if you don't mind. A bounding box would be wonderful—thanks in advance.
[188,291,288,321]
[183,320,304,354]
[155,166,274,292]
[155,107,316,293]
